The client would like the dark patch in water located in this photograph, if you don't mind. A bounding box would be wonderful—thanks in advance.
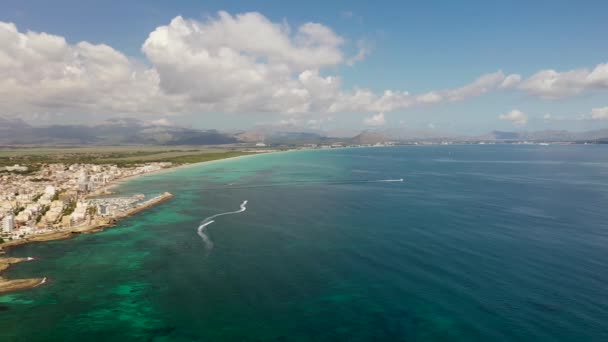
[146,325,176,341]
[527,300,560,313]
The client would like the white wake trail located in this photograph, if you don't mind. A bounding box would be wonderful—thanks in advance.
[197,200,248,252]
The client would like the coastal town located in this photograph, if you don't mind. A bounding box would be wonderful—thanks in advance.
[0,162,174,245]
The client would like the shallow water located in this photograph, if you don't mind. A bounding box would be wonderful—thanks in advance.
[1,145,608,341]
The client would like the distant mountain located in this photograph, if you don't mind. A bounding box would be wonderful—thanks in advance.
[0,117,31,130]
[350,128,463,144]
[350,131,388,145]
[2,116,608,146]
[235,126,333,145]
[0,117,237,146]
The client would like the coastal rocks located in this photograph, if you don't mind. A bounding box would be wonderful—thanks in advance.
[0,257,45,294]
[0,277,46,294]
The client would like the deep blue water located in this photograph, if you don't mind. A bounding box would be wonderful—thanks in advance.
[1,145,607,341]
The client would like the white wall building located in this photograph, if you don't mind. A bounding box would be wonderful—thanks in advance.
[2,214,15,233]
[44,185,56,196]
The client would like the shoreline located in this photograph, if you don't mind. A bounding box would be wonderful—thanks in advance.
[0,257,45,295]
[92,151,268,196]
[0,150,277,294]
[0,192,174,294]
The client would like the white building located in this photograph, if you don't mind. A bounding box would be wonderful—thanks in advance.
[2,214,15,233]
[70,202,88,223]
[5,165,28,172]
[44,185,56,196]
[78,171,88,183]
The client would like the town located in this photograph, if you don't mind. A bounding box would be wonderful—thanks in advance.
[0,162,173,243]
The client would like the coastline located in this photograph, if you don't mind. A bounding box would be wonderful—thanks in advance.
[0,150,275,294]
[93,151,267,196]
[0,258,45,295]
[0,192,174,294]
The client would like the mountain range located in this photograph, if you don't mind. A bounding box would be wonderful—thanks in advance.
[1,117,607,146]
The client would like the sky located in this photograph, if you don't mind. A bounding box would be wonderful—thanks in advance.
[1,0,607,134]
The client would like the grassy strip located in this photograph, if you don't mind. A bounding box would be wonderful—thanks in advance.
[0,147,251,170]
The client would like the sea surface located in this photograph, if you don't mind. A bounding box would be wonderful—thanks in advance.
[1,145,608,341]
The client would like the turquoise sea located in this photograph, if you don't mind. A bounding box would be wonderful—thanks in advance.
[1,145,608,341]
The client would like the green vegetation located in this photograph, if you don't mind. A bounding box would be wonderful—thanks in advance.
[36,206,50,223]
[62,201,77,217]
[30,178,52,182]
[0,146,254,169]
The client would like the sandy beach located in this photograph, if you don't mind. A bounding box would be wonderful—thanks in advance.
[97,151,271,195]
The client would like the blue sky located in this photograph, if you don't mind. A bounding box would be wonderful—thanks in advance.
[1,0,607,133]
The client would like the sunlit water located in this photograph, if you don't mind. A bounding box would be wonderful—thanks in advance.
[1,145,607,341]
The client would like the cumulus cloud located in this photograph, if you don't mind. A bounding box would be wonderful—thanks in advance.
[0,12,559,123]
[499,109,528,125]
[364,112,386,126]
[0,21,174,117]
[519,62,608,99]
[590,107,608,120]
[500,74,522,89]
[142,12,507,114]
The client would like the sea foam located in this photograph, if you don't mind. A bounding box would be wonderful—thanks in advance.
[197,200,248,252]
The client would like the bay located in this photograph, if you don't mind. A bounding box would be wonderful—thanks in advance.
[1,145,608,341]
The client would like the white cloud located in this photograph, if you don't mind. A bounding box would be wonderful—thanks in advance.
[364,112,386,126]
[444,71,509,101]
[499,109,528,125]
[1,11,584,125]
[0,21,174,117]
[500,74,522,89]
[346,39,371,66]
[141,13,347,113]
[590,107,608,120]
[519,62,608,99]
[151,118,172,126]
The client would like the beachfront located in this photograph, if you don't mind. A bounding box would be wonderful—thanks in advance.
[0,161,181,294]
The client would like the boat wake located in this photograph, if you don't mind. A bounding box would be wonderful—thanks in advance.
[197,200,248,253]
[35,277,47,287]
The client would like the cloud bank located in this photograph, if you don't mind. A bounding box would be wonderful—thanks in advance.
[518,63,608,99]
[0,11,606,124]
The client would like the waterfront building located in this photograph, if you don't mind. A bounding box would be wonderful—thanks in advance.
[2,214,15,233]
